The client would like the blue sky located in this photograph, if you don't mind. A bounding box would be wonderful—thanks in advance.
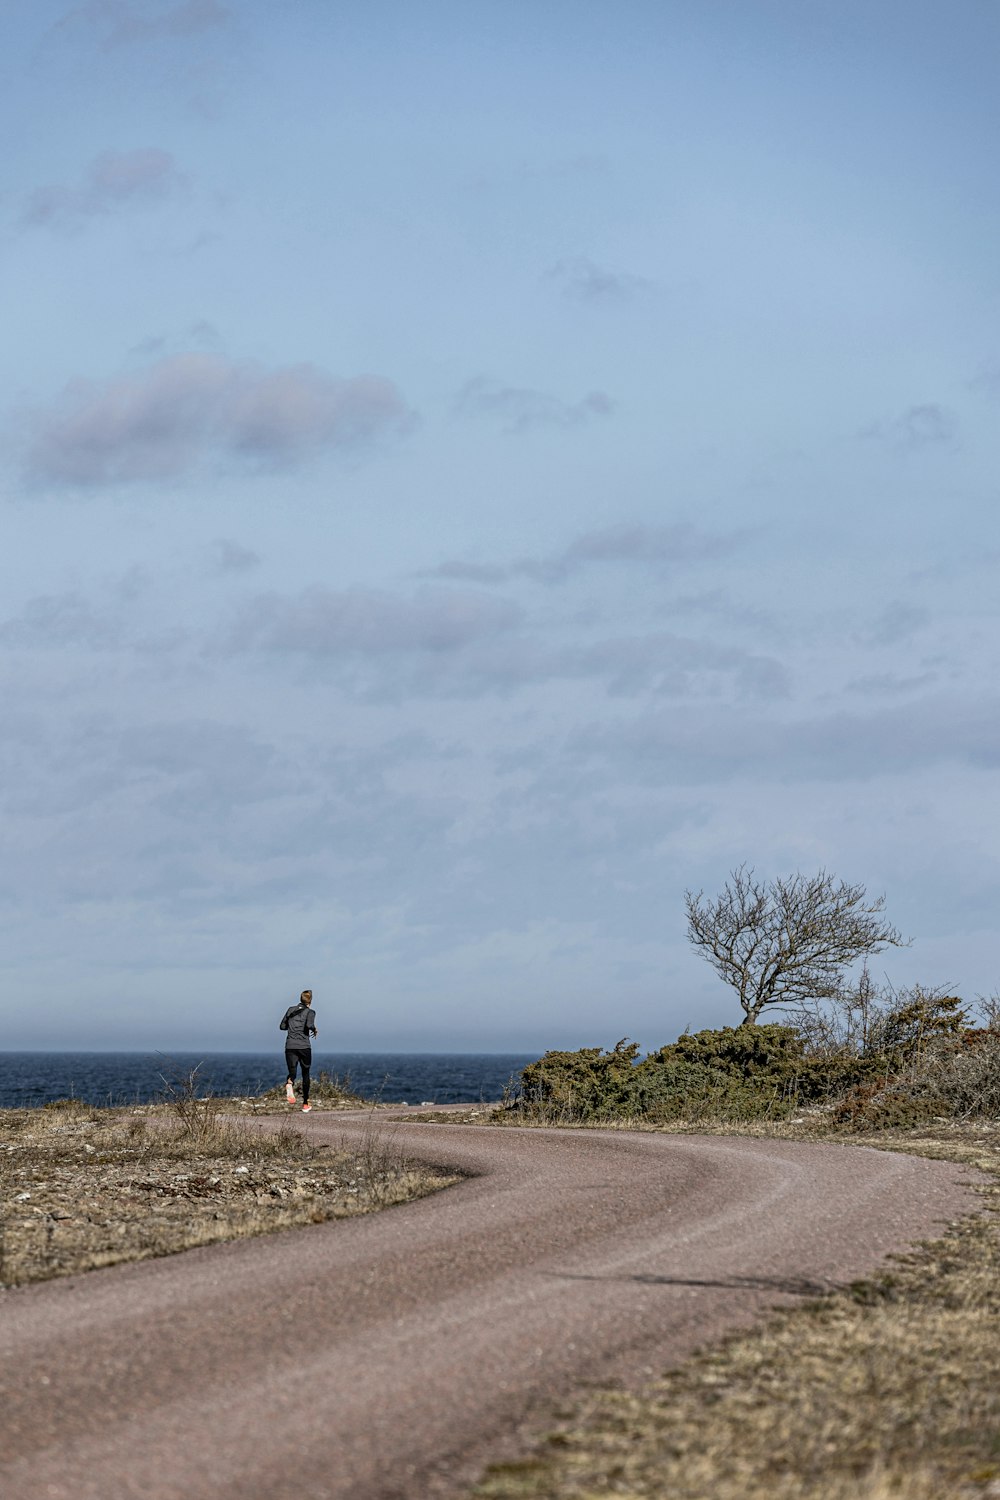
[2,0,999,1053]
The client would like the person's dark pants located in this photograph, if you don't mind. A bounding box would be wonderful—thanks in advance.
[285,1047,312,1103]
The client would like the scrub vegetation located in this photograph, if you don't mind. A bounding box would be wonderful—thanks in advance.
[501,984,1000,1130]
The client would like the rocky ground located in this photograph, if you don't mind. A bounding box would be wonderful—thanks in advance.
[0,1095,458,1286]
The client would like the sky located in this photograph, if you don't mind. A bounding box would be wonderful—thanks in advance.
[2,0,999,1054]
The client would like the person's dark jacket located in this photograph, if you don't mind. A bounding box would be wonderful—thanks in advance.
[280,1004,317,1049]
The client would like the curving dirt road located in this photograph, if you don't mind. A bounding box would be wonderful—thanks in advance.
[0,1114,982,1500]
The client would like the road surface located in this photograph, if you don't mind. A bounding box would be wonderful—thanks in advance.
[0,1113,982,1500]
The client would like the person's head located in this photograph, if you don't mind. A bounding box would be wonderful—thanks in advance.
[300,989,313,1006]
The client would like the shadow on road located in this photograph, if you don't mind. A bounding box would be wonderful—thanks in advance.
[546,1270,838,1297]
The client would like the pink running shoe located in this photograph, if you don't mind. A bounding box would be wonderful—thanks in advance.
[285,1082,295,1104]
[302,1102,312,1113]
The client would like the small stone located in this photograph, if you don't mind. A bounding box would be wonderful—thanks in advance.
[234,1166,249,1174]
[14,1192,30,1202]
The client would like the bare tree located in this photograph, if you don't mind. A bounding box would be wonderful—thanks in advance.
[685,866,906,1026]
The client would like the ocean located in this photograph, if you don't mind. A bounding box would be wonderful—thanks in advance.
[0,1051,535,1109]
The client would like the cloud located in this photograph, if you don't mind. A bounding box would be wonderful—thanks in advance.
[847,672,938,697]
[572,694,1000,787]
[544,257,650,302]
[218,577,785,706]
[209,538,260,574]
[22,148,183,230]
[23,354,414,487]
[58,0,230,49]
[461,633,789,702]
[0,592,123,651]
[224,586,523,657]
[562,523,735,568]
[423,522,747,587]
[857,601,932,647]
[860,403,958,450]
[423,560,510,585]
[0,578,183,655]
[455,377,614,433]
[969,363,1000,395]
[656,589,778,637]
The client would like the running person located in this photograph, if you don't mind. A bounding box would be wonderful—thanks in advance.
[280,990,318,1111]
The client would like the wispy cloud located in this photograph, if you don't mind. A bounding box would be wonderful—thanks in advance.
[573,694,1000,786]
[0,592,124,651]
[423,522,748,587]
[223,586,523,658]
[22,148,183,231]
[969,363,1000,396]
[455,377,614,433]
[0,580,182,655]
[860,403,958,450]
[847,672,938,697]
[464,633,789,702]
[57,0,231,49]
[209,538,260,574]
[562,523,728,567]
[23,354,414,487]
[215,575,785,705]
[857,601,932,647]
[544,256,650,303]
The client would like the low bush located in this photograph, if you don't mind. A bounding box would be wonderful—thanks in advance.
[652,1024,870,1103]
[835,1027,1000,1128]
[518,1040,645,1120]
[512,1028,817,1124]
[509,996,1000,1130]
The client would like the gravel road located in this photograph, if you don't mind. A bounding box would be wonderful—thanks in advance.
[0,1114,982,1500]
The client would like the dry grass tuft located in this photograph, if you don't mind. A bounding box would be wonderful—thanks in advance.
[0,1100,457,1286]
[252,1068,368,1111]
[473,1123,1000,1500]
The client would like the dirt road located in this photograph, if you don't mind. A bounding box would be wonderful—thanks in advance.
[0,1115,981,1500]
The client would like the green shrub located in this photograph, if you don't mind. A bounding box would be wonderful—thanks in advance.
[511,1006,999,1130]
[651,1024,868,1104]
[653,1023,807,1075]
[863,991,968,1068]
[514,1029,809,1124]
[518,1040,646,1120]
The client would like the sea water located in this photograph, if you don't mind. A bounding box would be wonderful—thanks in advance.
[0,1051,536,1109]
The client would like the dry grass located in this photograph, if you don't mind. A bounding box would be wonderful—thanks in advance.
[0,1099,458,1286]
[249,1068,371,1112]
[473,1122,1000,1500]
